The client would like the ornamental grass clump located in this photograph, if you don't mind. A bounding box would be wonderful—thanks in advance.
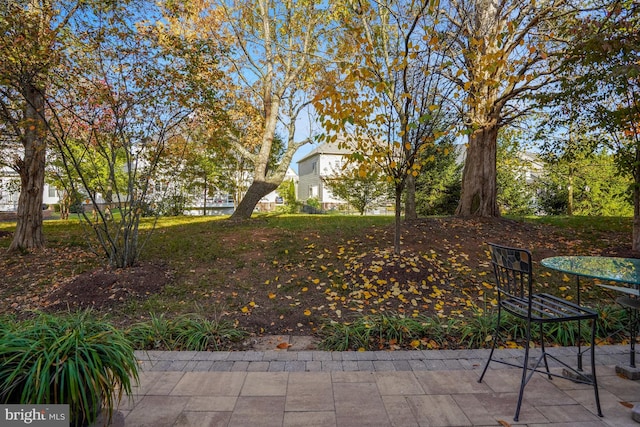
[0,311,139,427]
[126,312,248,351]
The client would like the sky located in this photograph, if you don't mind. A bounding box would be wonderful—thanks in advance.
[288,107,322,174]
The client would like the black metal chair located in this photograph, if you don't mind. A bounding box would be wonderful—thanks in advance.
[478,243,602,421]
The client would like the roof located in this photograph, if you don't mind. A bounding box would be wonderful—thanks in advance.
[296,138,357,164]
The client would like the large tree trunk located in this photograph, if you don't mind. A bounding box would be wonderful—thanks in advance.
[9,83,46,251]
[455,124,500,217]
[230,180,278,220]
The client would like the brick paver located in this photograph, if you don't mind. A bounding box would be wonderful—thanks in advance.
[121,345,640,426]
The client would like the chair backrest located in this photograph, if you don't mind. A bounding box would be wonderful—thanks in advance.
[488,242,533,299]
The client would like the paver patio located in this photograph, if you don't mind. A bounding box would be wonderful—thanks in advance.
[117,344,640,426]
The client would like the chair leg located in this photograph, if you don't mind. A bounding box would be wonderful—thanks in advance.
[590,318,603,417]
[539,323,552,380]
[479,306,502,383]
[514,320,532,422]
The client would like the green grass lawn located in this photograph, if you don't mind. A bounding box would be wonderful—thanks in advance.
[0,214,634,350]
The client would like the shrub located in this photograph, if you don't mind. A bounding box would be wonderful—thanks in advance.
[125,312,174,350]
[0,311,138,427]
[173,314,247,351]
[318,321,368,351]
[459,308,498,348]
[318,313,460,351]
[125,312,247,351]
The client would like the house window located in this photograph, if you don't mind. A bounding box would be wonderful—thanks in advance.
[312,161,318,175]
[308,185,317,198]
[48,187,57,198]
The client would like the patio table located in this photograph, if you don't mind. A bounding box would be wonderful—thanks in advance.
[541,256,640,377]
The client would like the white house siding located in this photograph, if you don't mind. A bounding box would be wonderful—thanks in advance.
[0,167,61,211]
[0,168,19,211]
[296,140,353,210]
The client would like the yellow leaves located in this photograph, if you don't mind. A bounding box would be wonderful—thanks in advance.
[469,37,483,48]
[464,81,472,91]
[303,309,311,316]
[268,292,277,299]
[562,274,571,282]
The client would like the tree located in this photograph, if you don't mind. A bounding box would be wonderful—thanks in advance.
[156,128,223,216]
[439,0,571,217]
[45,2,198,267]
[276,178,300,214]
[496,129,536,216]
[534,107,602,216]
[551,0,640,250]
[0,0,83,251]
[165,0,334,220]
[315,0,454,253]
[536,150,632,216]
[415,138,461,216]
[324,168,390,215]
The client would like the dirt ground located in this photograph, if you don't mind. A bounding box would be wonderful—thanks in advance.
[0,217,633,344]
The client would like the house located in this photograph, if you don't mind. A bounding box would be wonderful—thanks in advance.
[519,151,544,184]
[0,166,62,212]
[296,139,352,211]
[256,167,299,212]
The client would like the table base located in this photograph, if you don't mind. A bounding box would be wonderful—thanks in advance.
[615,364,640,380]
[562,368,594,383]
